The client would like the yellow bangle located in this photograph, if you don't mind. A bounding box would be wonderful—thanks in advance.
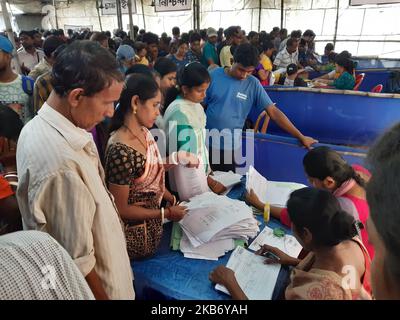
[263,202,270,223]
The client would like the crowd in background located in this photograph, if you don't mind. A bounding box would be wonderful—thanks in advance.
[0,24,398,301]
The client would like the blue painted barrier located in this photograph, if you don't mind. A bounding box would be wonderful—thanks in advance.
[354,58,400,70]
[250,87,400,146]
[308,69,396,92]
[242,132,368,185]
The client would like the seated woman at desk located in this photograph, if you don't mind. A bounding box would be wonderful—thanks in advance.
[162,62,227,194]
[313,56,355,90]
[105,74,199,260]
[210,188,372,300]
[246,146,373,259]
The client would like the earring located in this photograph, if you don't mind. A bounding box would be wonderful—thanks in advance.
[134,108,137,114]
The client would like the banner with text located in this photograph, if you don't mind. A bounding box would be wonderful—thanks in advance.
[101,0,137,15]
[155,0,192,12]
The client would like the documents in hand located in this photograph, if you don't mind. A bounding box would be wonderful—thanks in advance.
[215,246,280,300]
[179,192,259,260]
[211,171,242,188]
[172,165,210,201]
[248,226,303,258]
[246,166,307,207]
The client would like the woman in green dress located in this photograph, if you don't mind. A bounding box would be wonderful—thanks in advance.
[162,62,226,194]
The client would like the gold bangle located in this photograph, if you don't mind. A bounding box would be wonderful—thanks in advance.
[263,202,270,223]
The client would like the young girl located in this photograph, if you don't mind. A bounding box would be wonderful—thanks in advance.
[246,146,374,258]
[163,62,226,195]
[105,74,199,259]
[210,188,372,300]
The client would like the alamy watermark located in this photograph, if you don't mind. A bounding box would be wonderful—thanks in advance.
[150,121,255,175]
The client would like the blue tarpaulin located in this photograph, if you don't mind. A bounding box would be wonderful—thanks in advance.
[132,180,291,300]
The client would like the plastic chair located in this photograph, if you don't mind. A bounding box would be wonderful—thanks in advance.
[353,73,365,91]
[254,110,271,134]
[371,84,383,93]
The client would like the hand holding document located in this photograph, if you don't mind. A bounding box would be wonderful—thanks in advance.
[215,246,280,300]
[178,192,259,260]
[248,226,303,258]
[246,166,306,207]
[172,165,210,201]
[211,171,242,189]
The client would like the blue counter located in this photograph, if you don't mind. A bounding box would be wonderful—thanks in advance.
[250,87,400,146]
[132,179,291,300]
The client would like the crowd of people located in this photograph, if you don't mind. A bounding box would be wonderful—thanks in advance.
[0,25,399,300]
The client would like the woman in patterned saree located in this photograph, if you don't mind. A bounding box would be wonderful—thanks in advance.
[105,74,198,260]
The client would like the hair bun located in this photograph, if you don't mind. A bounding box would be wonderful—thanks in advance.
[331,210,357,241]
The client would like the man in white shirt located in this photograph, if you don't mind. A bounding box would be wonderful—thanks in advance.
[17,31,45,75]
[16,40,135,300]
[273,38,300,70]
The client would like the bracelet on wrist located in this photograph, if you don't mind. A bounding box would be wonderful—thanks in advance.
[160,207,165,224]
[171,152,179,165]
[263,202,270,223]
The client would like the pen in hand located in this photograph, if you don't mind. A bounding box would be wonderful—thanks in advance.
[262,250,281,262]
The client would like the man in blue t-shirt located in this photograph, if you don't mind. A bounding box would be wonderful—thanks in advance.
[204,43,317,172]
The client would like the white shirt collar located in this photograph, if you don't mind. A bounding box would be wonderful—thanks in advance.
[38,102,93,151]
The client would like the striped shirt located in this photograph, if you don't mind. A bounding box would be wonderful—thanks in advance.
[273,48,299,69]
[16,103,135,300]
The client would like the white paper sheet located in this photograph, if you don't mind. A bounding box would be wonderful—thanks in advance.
[246,166,307,207]
[246,166,268,202]
[179,193,258,248]
[184,253,219,261]
[211,171,242,188]
[215,246,281,300]
[172,165,210,201]
[180,233,235,261]
[248,226,303,258]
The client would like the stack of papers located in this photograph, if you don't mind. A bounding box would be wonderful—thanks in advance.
[215,246,281,300]
[246,166,307,207]
[248,226,303,258]
[180,235,235,261]
[179,192,259,260]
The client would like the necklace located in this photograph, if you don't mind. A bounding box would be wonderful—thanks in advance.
[123,125,147,151]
